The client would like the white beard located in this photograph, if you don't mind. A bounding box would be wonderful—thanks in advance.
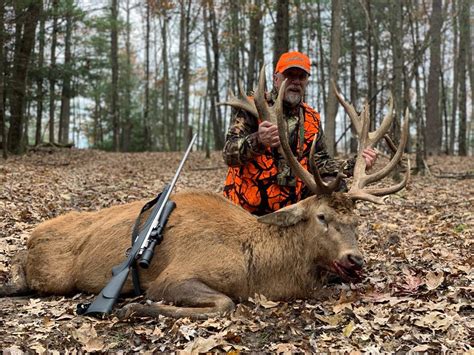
[284,92,302,107]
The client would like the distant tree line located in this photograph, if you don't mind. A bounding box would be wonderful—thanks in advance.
[0,0,472,170]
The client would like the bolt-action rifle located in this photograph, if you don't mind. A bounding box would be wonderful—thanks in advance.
[79,134,197,317]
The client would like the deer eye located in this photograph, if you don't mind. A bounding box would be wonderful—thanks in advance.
[317,214,327,226]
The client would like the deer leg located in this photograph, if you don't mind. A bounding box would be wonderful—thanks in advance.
[0,251,30,297]
[117,278,235,320]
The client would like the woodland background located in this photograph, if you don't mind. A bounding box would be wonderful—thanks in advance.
[0,0,473,352]
[0,0,472,162]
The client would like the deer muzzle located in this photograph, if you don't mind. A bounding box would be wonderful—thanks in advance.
[333,252,364,283]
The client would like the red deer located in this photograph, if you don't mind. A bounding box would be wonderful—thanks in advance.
[0,69,409,319]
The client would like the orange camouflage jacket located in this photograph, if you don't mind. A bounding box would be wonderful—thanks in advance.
[222,97,354,216]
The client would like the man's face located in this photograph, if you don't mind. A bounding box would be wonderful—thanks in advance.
[273,67,309,107]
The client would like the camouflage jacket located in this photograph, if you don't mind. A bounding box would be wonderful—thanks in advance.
[222,92,355,182]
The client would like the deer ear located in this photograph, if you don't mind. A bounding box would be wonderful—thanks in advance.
[257,204,306,227]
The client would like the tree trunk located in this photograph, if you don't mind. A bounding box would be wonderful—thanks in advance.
[35,2,45,146]
[122,0,132,152]
[389,1,403,143]
[180,0,192,148]
[49,0,58,144]
[246,0,262,91]
[457,0,469,156]
[159,6,170,151]
[325,0,341,156]
[294,0,304,52]
[229,0,241,95]
[273,0,289,68]
[0,0,5,158]
[316,0,327,121]
[349,12,357,154]
[365,0,373,131]
[59,0,73,144]
[449,0,458,155]
[8,0,41,154]
[111,0,119,151]
[207,0,224,149]
[408,0,425,174]
[425,0,442,156]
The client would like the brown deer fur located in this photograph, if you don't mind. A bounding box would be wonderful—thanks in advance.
[2,190,363,319]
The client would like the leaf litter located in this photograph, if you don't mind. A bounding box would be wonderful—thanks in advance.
[0,149,472,352]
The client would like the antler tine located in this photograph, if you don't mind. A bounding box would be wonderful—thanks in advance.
[364,106,409,185]
[217,81,258,118]
[254,65,274,123]
[332,80,362,134]
[369,94,394,144]
[273,79,319,194]
[346,103,410,204]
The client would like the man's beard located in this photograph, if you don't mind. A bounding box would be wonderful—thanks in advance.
[284,91,302,107]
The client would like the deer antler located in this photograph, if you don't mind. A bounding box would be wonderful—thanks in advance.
[332,82,410,204]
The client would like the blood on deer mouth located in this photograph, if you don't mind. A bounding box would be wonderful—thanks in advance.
[333,261,363,283]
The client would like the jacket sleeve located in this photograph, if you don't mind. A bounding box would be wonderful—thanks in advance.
[222,109,267,167]
[310,128,356,177]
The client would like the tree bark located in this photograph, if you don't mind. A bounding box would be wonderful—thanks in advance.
[207,0,224,149]
[325,0,341,156]
[35,1,45,146]
[425,0,442,156]
[122,0,132,151]
[180,0,192,148]
[457,0,469,156]
[0,0,5,158]
[8,0,41,154]
[49,0,58,144]
[246,0,263,91]
[349,12,358,154]
[59,0,74,144]
[316,0,327,122]
[389,1,403,143]
[273,0,289,68]
[111,0,119,151]
[449,0,458,155]
[159,6,170,151]
[294,0,304,52]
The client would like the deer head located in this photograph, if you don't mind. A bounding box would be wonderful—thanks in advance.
[220,65,409,282]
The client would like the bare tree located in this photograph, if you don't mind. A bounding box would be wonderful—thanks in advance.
[111,0,119,151]
[389,1,403,143]
[8,0,41,154]
[35,1,45,146]
[59,0,74,144]
[449,0,458,154]
[325,0,341,156]
[246,0,263,91]
[425,0,442,156]
[458,0,469,156]
[0,0,5,158]
[273,0,289,68]
[49,0,58,144]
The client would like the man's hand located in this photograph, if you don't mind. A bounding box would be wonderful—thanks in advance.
[362,148,377,170]
[258,121,280,148]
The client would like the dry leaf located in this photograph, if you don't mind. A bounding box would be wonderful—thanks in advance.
[343,320,356,337]
[425,271,444,290]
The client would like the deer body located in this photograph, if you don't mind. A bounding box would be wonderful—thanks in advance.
[4,190,361,318]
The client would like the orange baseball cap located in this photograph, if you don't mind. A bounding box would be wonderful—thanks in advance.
[275,51,311,75]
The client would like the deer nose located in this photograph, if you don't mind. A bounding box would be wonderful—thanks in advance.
[346,253,364,269]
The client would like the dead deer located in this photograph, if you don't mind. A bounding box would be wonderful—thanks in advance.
[0,68,409,319]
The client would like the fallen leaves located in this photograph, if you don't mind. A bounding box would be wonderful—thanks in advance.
[0,151,472,352]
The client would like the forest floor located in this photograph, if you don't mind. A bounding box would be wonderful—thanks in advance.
[0,148,472,353]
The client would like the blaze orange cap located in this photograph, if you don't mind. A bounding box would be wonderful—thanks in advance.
[275,51,311,75]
